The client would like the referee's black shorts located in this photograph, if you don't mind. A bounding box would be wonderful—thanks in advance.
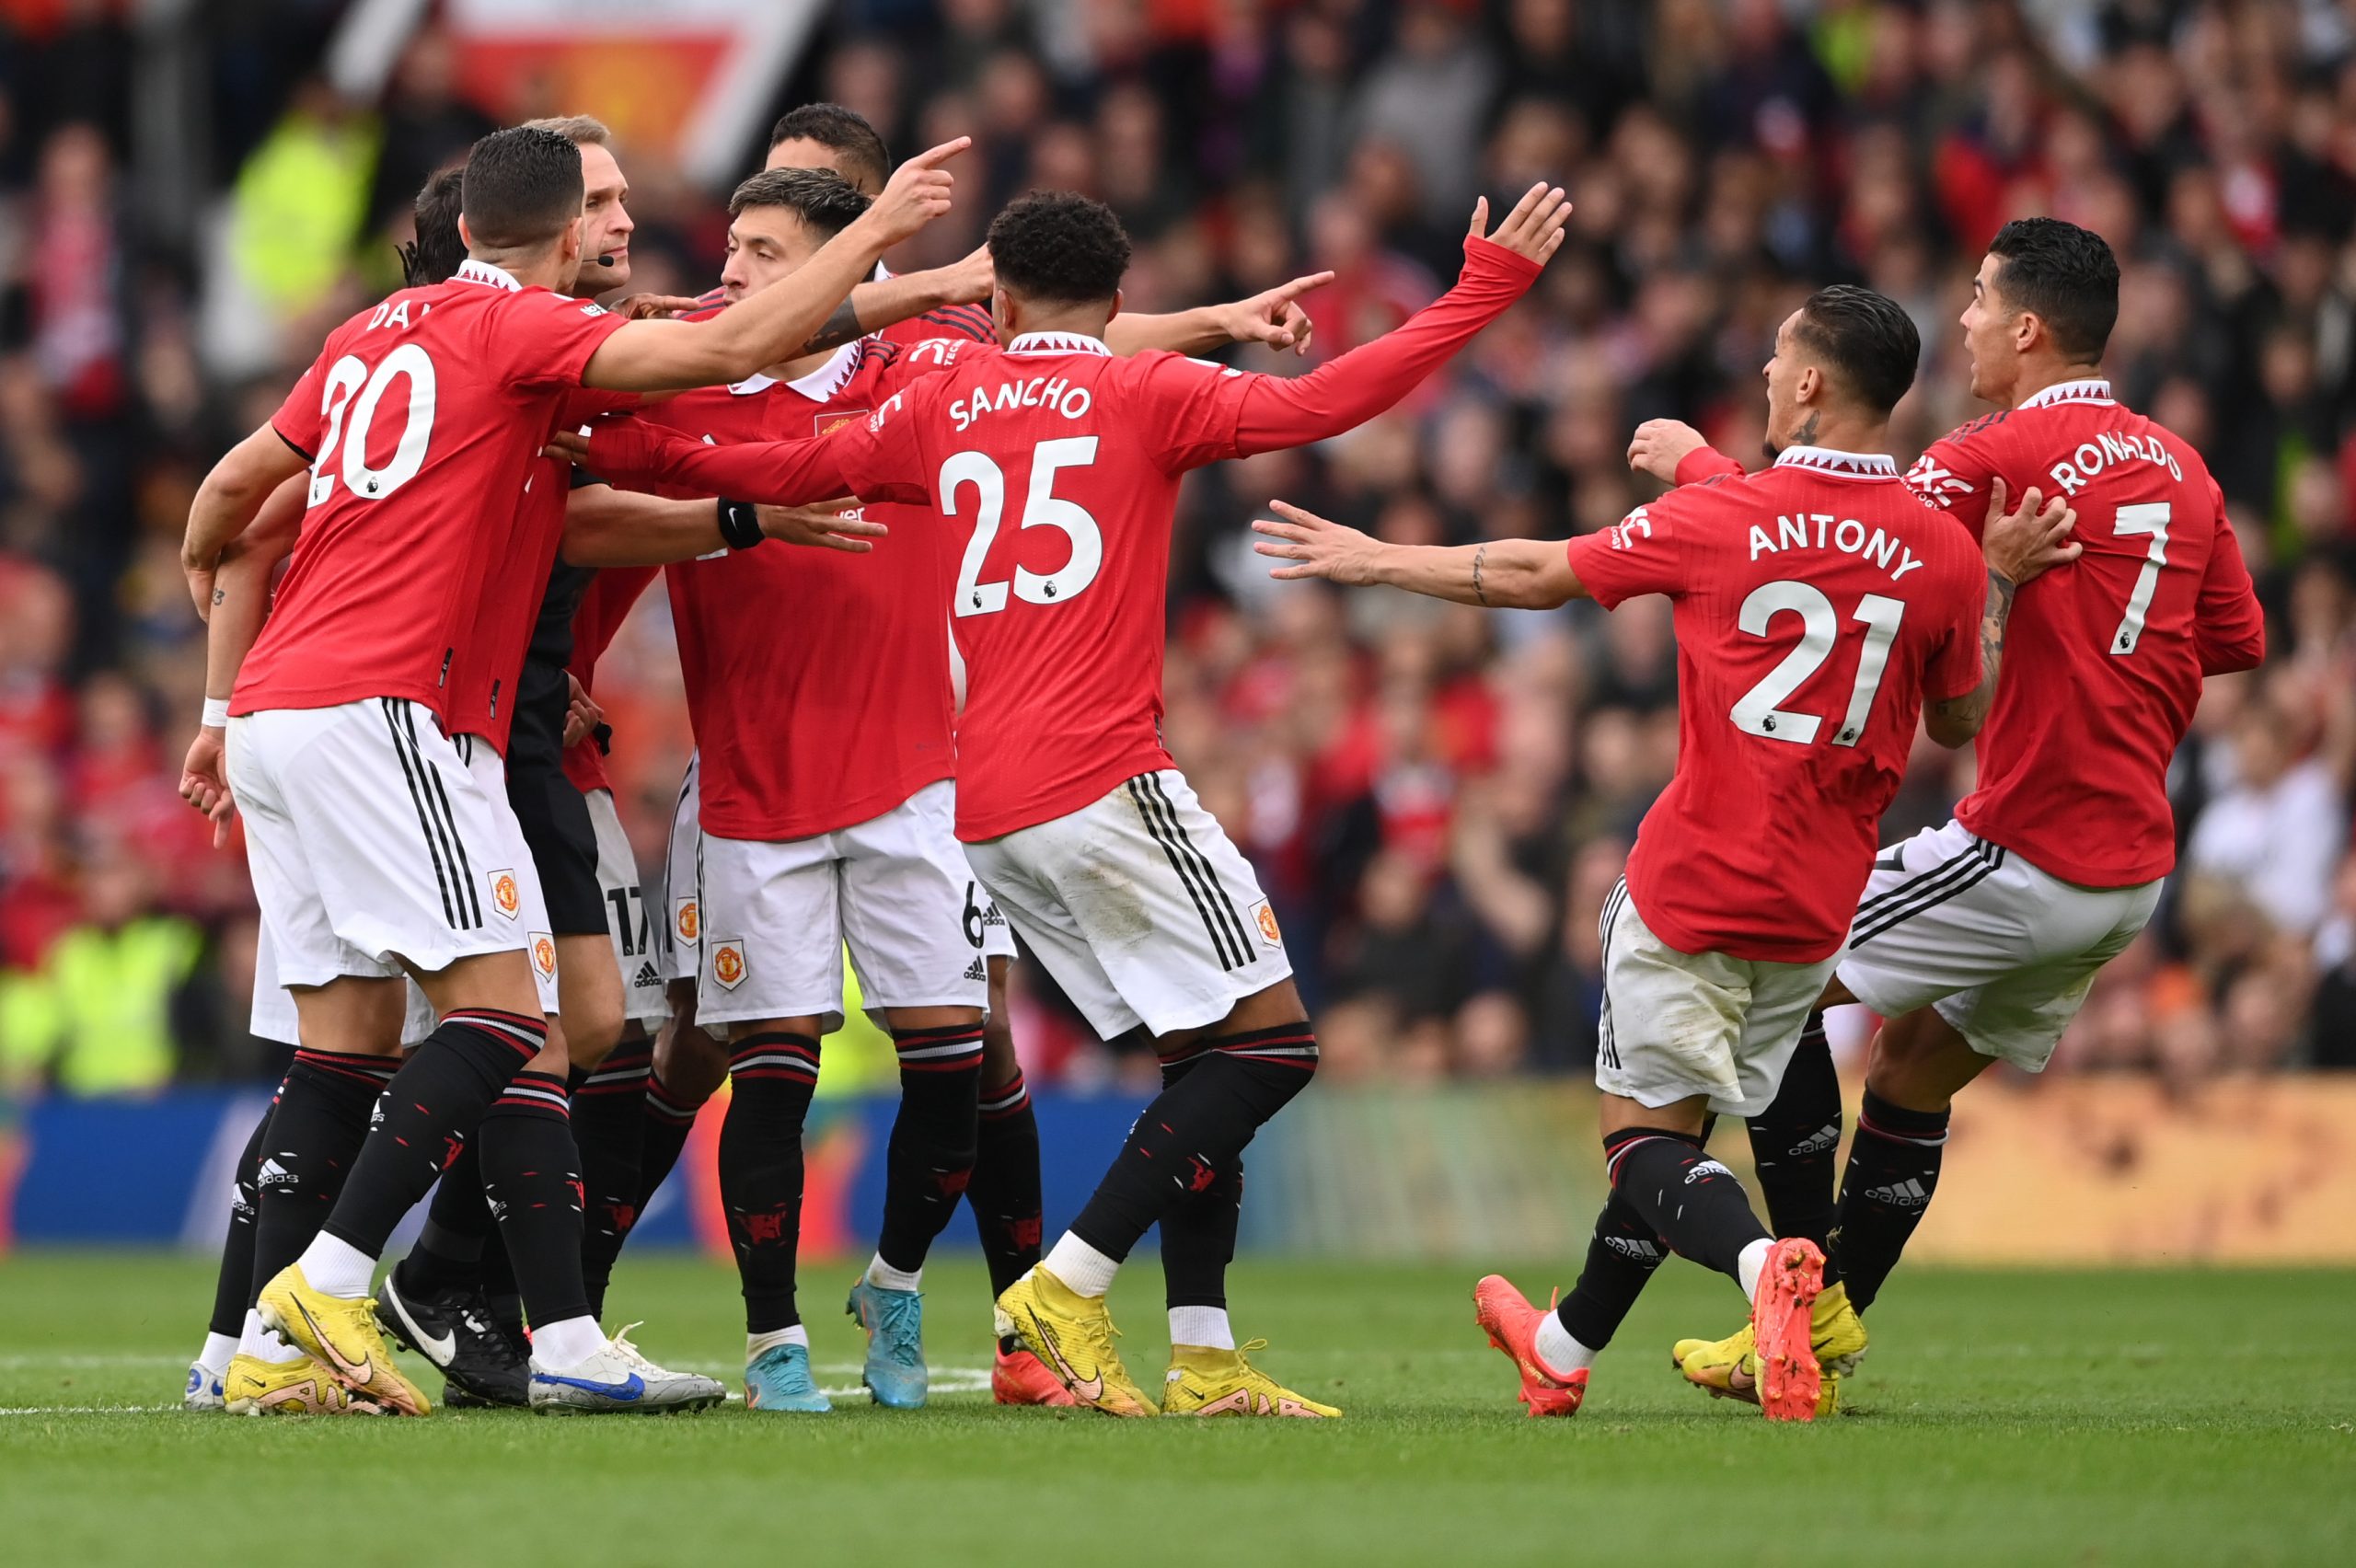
[506,749,605,938]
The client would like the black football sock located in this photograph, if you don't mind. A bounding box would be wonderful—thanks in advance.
[397,1125,496,1297]
[634,1066,707,1211]
[480,1228,522,1342]
[251,1048,399,1293]
[207,1104,272,1337]
[1153,1053,1243,1314]
[1604,1126,1773,1286]
[571,1031,651,1319]
[1554,1188,1669,1352]
[479,1070,592,1331]
[319,1009,545,1261]
[1832,1088,1950,1311]
[1068,1025,1318,1263]
[968,1066,1045,1302]
[874,1023,984,1275]
[718,1032,819,1333]
[1746,1010,1844,1285]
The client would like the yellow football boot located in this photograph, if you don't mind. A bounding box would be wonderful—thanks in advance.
[1671,1278,1865,1419]
[257,1263,431,1416]
[1161,1341,1341,1419]
[222,1354,390,1416]
[994,1267,1155,1418]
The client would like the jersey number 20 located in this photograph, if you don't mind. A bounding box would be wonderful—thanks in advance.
[307,345,437,508]
[1730,581,1906,746]
[943,438,1104,617]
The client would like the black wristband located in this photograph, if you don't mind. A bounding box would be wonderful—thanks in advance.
[715,498,765,551]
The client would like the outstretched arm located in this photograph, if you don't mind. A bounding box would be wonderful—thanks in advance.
[562,481,880,566]
[1253,501,1588,609]
[1105,272,1334,358]
[581,141,965,391]
[1225,188,1568,455]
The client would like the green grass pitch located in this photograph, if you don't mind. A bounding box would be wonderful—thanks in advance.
[1,1252,2350,1565]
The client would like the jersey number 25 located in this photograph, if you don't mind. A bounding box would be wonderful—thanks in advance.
[943,439,1104,617]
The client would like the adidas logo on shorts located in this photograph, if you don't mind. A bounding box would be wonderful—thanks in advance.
[1864,1178,1932,1208]
[631,962,663,989]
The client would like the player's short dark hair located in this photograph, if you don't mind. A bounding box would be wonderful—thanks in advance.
[398,166,467,288]
[459,125,583,251]
[728,167,871,240]
[1986,216,2120,362]
[768,103,891,192]
[1793,284,1921,416]
[987,190,1132,308]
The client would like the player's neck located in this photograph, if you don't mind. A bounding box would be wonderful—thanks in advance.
[2001,358,2106,411]
[1782,410,1888,459]
[466,247,567,293]
[1008,307,1111,344]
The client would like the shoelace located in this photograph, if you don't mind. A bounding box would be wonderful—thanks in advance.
[872,1291,925,1368]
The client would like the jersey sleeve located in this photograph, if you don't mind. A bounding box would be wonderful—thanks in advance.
[1673,445,1747,485]
[2194,485,2267,674]
[495,292,632,395]
[1924,556,1987,703]
[1904,419,2004,536]
[1129,236,1545,473]
[270,352,330,463]
[1561,490,1702,608]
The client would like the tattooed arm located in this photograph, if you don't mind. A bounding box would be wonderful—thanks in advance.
[1923,478,2075,748]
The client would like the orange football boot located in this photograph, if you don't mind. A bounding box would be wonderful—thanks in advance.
[1750,1238,1825,1423]
[1472,1274,1588,1418]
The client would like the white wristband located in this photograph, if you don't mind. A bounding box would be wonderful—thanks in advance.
[202,698,232,729]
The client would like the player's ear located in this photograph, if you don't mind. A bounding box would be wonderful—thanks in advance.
[2015,307,2042,354]
[456,213,473,253]
[1106,286,1123,324]
[1796,363,1822,407]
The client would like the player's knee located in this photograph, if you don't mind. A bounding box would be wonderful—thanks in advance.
[1863,1013,1989,1113]
[655,1018,729,1101]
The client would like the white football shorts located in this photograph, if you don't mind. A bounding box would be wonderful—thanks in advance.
[694,779,990,1035]
[1834,818,2162,1071]
[584,785,667,1025]
[1593,880,1840,1119]
[963,769,1291,1040]
[228,698,560,1017]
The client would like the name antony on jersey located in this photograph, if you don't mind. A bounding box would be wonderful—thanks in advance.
[1607,503,1930,583]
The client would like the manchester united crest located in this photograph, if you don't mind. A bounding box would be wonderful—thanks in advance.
[490,869,520,921]
[675,896,699,945]
[711,940,746,989]
[531,932,557,979]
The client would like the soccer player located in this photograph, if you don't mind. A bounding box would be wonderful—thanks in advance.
[176,123,961,1415]
[1253,286,2073,1420]
[564,167,1334,1412]
[557,179,1571,1417]
[1633,219,2267,1401]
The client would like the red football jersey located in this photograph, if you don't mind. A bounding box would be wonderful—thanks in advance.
[559,565,659,797]
[237,260,627,722]
[583,236,1545,840]
[1902,378,2266,885]
[1572,448,1987,963]
[639,337,971,840]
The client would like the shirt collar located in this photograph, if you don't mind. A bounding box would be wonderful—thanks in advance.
[750,342,861,402]
[1772,445,1900,479]
[454,259,523,292]
[2018,377,2115,409]
[1007,331,1112,357]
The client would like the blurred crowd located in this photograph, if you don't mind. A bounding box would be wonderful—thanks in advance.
[4,0,2355,1095]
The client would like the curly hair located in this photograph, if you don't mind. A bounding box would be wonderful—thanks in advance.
[397,165,467,288]
[987,190,1131,308]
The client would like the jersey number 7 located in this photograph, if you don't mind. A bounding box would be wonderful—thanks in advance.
[1730,581,1906,747]
[2108,502,2169,656]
